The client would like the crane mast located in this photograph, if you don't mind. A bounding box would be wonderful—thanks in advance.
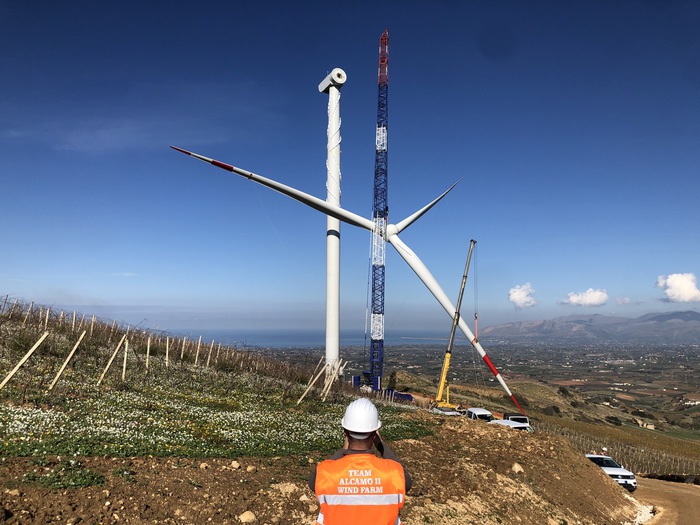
[435,239,476,409]
[363,29,389,390]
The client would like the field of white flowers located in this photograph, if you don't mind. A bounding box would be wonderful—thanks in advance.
[0,365,425,458]
[0,300,429,460]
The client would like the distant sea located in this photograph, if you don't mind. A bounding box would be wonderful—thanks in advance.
[171,328,457,349]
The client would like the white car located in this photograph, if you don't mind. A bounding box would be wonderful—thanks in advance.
[489,419,534,432]
[466,407,494,421]
[586,454,637,492]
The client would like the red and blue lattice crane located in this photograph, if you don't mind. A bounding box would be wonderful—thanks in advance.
[363,29,389,390]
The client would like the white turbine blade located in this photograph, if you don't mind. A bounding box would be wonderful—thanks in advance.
[171,146,374,231]
[394,180,460,234]
[173,146,524,413]
[388,233,525,413]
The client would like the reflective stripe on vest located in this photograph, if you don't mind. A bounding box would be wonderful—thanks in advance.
[316,512,400,525]
[319,493,404,505]
[314,453,405,525]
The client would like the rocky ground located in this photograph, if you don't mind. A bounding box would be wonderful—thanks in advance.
[0,411,651,524]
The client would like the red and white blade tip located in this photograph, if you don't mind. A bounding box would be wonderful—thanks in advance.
[170,145,193,156]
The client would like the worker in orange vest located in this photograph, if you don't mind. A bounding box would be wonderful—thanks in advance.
[308,398,412,525]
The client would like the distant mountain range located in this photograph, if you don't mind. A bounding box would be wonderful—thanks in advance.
[479,311,700,343]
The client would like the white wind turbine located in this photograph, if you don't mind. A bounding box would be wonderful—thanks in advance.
[170,148,525,414]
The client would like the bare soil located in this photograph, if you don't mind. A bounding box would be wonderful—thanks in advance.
[635,477,700,525]
[0,411,652,524]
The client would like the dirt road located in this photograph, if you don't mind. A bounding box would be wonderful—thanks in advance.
[636,478,700,525]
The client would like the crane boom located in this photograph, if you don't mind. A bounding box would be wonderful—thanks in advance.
[363,29,390,390]
[435,239,476,408]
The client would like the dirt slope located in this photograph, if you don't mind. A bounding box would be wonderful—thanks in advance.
[0,410,649,524]
[635,478,700,525]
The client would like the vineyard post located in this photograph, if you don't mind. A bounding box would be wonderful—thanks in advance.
[90,314,95,337]
[48,330,87,391]
[23,301,33,326]
[0,331,50,390]
[194,335,202,366]
[180,337,187,361]
[215,342,221,363]
[109,320,116,343]
[97,334,127,386]
[146,335,151,370]
[78,313,85,331]
[8,299,18,319]
[206,340,214,368]
[72,311,76,332]
[122,339,129,381]
[0,294,7,314]
[166,337,170,368]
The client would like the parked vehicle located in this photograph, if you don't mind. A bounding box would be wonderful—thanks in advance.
[466,407,494,421]
[586,454,637,492]
[503,412,530,425]
[431,406,463,416]
[489,419,533,432]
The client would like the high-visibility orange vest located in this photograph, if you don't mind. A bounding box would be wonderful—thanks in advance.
[314,453,406,525]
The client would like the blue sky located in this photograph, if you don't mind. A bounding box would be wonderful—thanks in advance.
[2,1,699,336]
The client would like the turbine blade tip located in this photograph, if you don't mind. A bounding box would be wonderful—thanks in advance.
[170,146,191,155]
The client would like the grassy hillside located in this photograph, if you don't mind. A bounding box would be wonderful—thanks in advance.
[0,297,693,523]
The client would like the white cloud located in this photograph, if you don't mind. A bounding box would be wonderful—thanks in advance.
[509,283,536,309]
[656,273,700,302]
[616,297,631,305]
[563,288,608,306]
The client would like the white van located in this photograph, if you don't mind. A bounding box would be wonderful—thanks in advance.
[466,407,494,421]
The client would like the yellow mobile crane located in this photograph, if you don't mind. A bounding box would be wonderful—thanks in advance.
[433,239,476,413]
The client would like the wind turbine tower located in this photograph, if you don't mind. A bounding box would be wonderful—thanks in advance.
[363,29,389,390]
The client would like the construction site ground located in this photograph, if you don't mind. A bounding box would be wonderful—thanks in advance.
[2,412,692,524]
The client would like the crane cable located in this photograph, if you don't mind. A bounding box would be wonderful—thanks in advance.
[473,241,479,343]
[469,243,486,391]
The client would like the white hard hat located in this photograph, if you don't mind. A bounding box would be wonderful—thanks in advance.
[341,398,382,435]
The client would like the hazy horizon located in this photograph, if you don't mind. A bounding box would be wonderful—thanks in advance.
[3,2,699,333]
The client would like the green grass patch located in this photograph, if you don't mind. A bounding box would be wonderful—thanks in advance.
[22,459,105,489]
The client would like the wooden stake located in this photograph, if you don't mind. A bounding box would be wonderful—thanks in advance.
[122,339,129,381]
[297,360,328,405]
[306,357,325,388]
[23,301,33,326]
[166,337,170,368]
[194,336,202,366]
[90,314,95,337]
[109,320,116,343]
[48,330,86,391]
[146,336,151,370]
[78,313,85,331]
[44,307,50,330]
[321,360,344,401]
[180,337,187,360]
[8,299,18,319]
[215,342,221,363]
[0,332,49,390]
[72,311,76,332]
[205,340,214,368]
[97,334,127,386]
